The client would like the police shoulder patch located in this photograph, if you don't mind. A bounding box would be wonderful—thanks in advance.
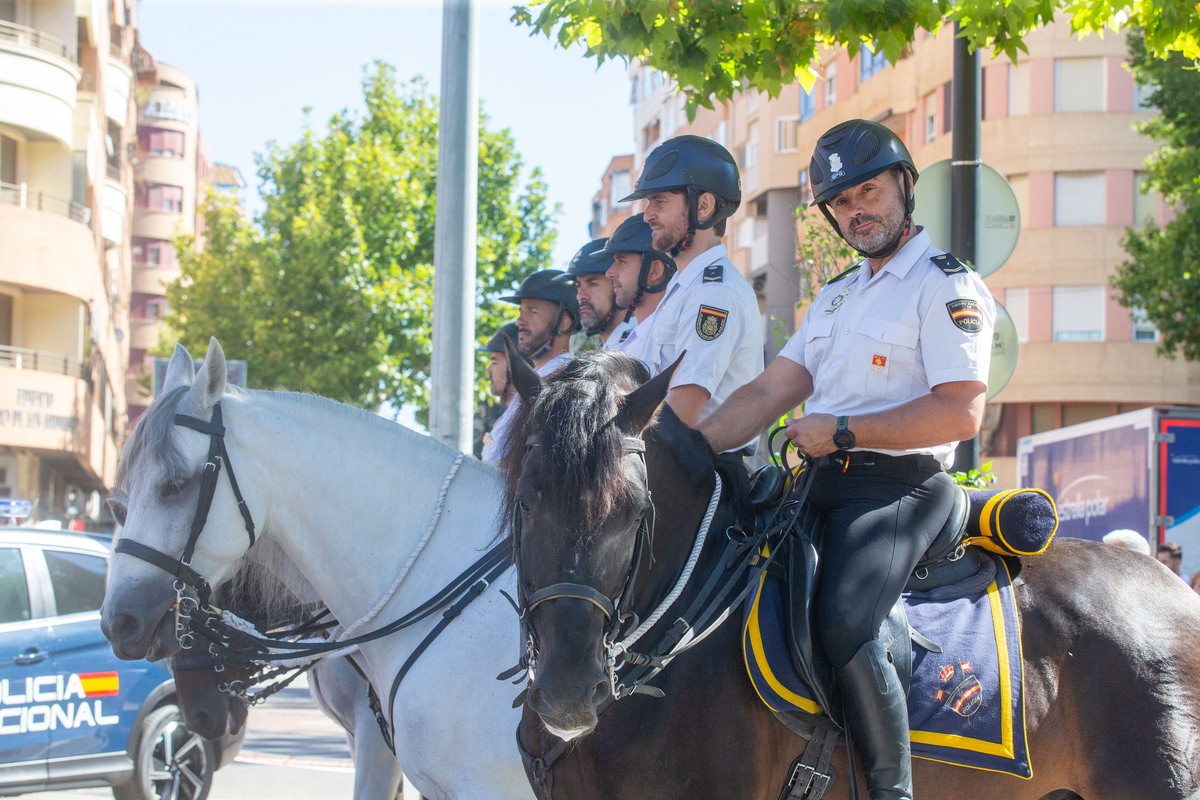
[946,298,983,333]
[703,263,724,283]
[695,305,729,341]
[931,253,967,275]
[825,264,861,285]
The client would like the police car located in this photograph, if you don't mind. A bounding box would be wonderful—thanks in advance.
[0,526,243,799]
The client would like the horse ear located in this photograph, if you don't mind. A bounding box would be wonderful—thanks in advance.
[504,333,541,403]
[615,351,685,436]
[162,344,195,393]
[184,337,228,416]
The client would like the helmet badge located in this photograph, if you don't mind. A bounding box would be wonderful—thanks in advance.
[828,153,845,181]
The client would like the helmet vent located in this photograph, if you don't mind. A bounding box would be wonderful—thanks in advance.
[854,131,881,165]
[644,151,679,181]
[809,156,825,186]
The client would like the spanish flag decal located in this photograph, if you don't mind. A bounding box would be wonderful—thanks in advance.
[78,672,120,697]
[946,299,983,333]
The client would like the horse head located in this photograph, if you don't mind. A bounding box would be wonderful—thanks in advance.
[102,338,259,661]
[503,347,681,740]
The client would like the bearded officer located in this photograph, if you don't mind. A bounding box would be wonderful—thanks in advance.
[567,238,633,351]
[699,119,995,800]
[621,135,763,445]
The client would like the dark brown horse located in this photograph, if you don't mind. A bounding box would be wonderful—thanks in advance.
[502,348,1200,800]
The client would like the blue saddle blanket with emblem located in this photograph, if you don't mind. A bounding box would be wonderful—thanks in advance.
[741,552,1031,779]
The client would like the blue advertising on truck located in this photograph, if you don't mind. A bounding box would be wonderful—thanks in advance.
[1017,406,1200,579]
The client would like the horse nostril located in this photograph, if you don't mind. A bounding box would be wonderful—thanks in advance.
[526,686,549,715]
[588,680,609,707]
[104,612,142,645]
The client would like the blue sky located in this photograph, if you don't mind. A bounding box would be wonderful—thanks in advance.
[136,0,635,268]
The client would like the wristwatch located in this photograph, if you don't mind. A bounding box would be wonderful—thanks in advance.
[833,416,856,451]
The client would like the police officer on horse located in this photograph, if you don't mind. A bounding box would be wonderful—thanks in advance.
[700,119,996,799]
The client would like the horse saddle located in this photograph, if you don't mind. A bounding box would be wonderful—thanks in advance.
[760,472,974,720]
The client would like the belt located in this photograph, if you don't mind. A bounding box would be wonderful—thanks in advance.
[819,451,938,478]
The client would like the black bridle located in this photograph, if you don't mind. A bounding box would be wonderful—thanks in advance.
[514,435,653,681]
[114,402,256,608]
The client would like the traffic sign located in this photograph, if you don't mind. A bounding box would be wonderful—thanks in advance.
[988,300,1019,400]
[913,159,1020,277]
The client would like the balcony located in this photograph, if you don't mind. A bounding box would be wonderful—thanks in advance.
[0,194,97,304]
[0,20,82,145]
[105,46,133,127]
[101,173,128,246]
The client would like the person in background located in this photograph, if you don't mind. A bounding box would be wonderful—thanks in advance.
[566,238,631,351]
[1157,541,1191,584]
[1102,529,1152,556]
[601,213,676,369]
[478,321,524,461]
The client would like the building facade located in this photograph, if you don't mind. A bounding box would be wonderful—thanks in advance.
[588,153,634,239]
[618,20,1200,484]
[0,0,136,522]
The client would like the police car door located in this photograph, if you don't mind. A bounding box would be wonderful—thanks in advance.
[39,543,128,766]
[0,544,52,788]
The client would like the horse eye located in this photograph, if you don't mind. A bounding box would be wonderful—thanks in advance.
[159,480,187,499]
[517,499,531,516]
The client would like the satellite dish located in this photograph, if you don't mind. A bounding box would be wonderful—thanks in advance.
[988,300,1019,400]
[912,159,1021,277]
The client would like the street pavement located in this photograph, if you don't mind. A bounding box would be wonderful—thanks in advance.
[37,674,362,800]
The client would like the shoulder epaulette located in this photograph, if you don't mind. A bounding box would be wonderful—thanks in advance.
[930,253,968,275]
[703,263,724,283]
[825,264,861,285]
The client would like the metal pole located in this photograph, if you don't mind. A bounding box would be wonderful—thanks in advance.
[429,0,478,452]
[951,21,982,472]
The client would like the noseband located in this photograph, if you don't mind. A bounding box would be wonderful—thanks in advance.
[114,402,256,608]
[515,435,652,692]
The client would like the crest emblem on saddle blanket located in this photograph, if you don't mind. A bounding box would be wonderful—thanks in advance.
[935,661,983,718]
[695,305,728,341]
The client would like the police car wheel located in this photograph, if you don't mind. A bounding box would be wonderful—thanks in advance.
[113,704,216,800]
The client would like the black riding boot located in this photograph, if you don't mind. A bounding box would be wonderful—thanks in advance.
[836,640,913,800]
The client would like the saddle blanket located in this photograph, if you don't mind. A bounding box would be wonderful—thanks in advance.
[741,552,1031,779]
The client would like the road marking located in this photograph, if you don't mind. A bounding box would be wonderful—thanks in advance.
[235,751,355,772]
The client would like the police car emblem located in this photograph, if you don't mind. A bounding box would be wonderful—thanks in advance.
[695,305,728,341]
[946,298,983,333]
[829,153,844,181]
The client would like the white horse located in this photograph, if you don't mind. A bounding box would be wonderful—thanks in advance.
[102,339,532,800]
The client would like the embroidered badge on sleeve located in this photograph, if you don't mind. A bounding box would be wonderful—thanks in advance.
[695,305,729,341]
[946,299,983,333]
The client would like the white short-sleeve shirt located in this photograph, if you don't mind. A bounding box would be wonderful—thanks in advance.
[647,244,765,436]
[777,229,995,467]
[612,309,658,372]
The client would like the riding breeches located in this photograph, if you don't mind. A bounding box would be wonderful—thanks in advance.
[808,452,959,670]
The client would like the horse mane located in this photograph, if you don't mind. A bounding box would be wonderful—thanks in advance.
[501,350,653,536]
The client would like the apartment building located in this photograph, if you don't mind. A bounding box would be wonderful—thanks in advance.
[619,20,1200,484]
[0,0,135,522]
[588,153,634,239]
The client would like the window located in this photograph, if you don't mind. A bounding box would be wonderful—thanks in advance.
[943,81,953,134]
[1133,172,1158,226]
[1132,307,1159,342]
[1052,286,1104,342]
[146,300,162,320]
[824,64,837,106]
[745,88,760,114]
[1005,288,1029,343]
[713,121,728,148]
[799,168,811,204]
[1054,172,1105,226]
[1055,57,1104,113]
[776,116,799,153]
[2,133,18,185]
[1008,62,1030,116]
[610,171,631,209]
[800,88,815,122]
[148,245,160,265]
[0,547,30,623]
[743,123,759,193]
[925,91,938,143]
[643,120,661,152]
[1134,79,1157,111]
[664,103,676,138]
[860,47,888,82]
[141,128,185,158]
[45,550,107,616]
[737,216,758,250]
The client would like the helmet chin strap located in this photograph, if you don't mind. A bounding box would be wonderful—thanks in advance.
[585,304,620,337]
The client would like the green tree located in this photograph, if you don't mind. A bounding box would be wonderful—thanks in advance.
[163,62,557,417]
[1111,31,1200,361]
[512,1,1200,115]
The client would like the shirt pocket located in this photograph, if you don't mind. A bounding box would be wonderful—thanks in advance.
[857,319,919,399]
[803,315,837,371]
